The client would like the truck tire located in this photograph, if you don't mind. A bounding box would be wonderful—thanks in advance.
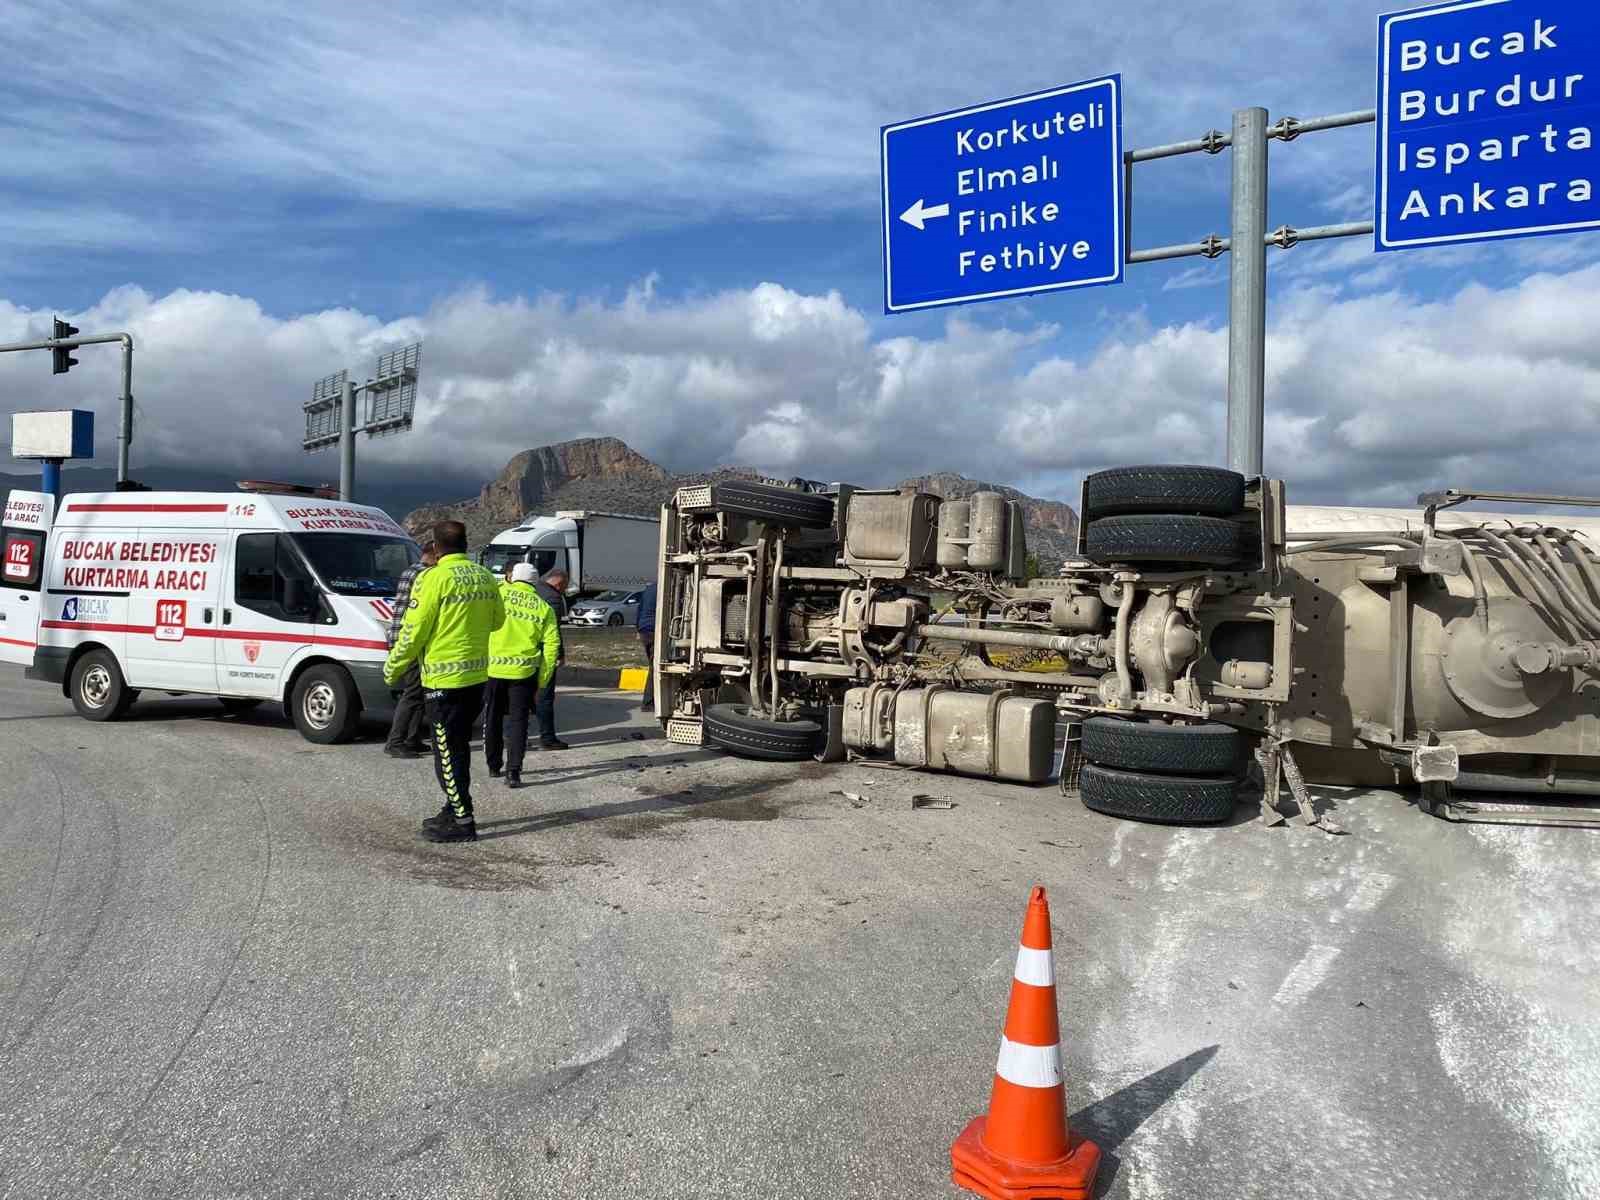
[1079,764,1239,825]
[290,664,361,744]
[1082,717,1243,775]
[701,481,834,530]
[1085,514,1244,566]
[1083,465,1246,519]
[70,649,135,722]
[704,703,822,762]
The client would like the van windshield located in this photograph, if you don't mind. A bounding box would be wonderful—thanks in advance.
[292,534,419,596]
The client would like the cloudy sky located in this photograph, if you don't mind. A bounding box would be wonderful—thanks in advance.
[3,0,1598,508]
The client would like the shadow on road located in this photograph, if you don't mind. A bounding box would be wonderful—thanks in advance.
[474,773,789,841]
[1069,1043,1220,1197]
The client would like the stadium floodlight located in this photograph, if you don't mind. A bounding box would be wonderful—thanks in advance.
[300,344,422,501]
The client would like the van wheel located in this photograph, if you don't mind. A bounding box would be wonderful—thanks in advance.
[219,697,264,715]
[71,650,135,722]
[291,665,361,744]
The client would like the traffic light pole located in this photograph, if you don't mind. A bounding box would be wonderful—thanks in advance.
[0,330,137,484]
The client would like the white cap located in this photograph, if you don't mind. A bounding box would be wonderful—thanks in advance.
[511,562,538,584]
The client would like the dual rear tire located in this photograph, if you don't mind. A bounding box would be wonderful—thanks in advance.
[1078,716,1244,825]
[1081,465,1249,568]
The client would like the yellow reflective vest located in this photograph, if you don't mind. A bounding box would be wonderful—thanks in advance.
[488,581,561,686]
[383,554,506,689]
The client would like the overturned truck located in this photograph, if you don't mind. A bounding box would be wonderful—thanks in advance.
[649,468,1600,827]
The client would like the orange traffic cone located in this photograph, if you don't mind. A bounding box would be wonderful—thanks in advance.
[951,886,1101,1200]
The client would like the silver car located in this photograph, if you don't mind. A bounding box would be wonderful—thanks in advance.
[566,589,645,627]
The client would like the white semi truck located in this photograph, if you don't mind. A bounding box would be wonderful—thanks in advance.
[478,511,659,598]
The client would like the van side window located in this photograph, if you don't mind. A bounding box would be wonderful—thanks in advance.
[234,533,317,623]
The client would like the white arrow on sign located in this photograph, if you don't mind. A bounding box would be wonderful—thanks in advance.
[899,198,950,231]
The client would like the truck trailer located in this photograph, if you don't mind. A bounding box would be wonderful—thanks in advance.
[478,510,658,599]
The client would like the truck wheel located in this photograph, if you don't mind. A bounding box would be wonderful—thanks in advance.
[1080,764,1239,825]
[691,480,835,530]
[71,649,135,722]
[704,703,822,761]
[1083,465,1246,519]
[1085,514,1244,566]
[219,697,264,715]
[290,665,361,744]
[1082,717,1243,775]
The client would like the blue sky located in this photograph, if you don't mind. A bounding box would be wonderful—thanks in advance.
[3,0,1600,509]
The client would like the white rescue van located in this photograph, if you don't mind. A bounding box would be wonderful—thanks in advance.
[0,485,420,742]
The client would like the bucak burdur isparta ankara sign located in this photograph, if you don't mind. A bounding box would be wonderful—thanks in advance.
[1378,0,1600,251]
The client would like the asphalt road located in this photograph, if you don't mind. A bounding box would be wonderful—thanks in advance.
[1,663,1597,1199]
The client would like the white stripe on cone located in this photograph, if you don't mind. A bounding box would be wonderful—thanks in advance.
[1013,945,1054,987]
[996,1035,1063,1089]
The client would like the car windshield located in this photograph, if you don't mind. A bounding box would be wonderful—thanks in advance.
[292,534,419,596]
[594,590,629,602]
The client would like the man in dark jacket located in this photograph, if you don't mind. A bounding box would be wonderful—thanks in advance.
[533,567,569,749]
[636,580,657,712]
[384,542,436,758]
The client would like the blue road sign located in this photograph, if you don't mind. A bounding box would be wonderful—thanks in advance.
[1377,0,1600,252]
[881,76,1124,313]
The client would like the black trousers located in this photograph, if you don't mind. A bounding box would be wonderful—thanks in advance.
[386,664,425,750]
[535,667,559,743]
[639,631,654,708]
[482,676,537,773]
[425,682,485,820]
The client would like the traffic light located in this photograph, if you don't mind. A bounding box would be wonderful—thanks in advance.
[51,317,79,375]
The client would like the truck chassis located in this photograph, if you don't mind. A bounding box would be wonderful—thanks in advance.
[650,469,1600,827]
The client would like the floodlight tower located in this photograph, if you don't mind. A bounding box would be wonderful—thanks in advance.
[302,342,422,501]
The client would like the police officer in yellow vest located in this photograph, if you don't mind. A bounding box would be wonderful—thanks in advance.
[483,562,561,787]
[384,520,505,842]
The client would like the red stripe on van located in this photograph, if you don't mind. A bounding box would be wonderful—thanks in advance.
[40,620,148,635]
[64,503,230,514]
[0,635,35,648]
[41,620,386,653]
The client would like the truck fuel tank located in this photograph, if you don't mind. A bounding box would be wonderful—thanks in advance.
[843,685,1057,783]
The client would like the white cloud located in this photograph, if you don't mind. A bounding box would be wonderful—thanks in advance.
[5,264,1600,513]
[2,0,1387,243]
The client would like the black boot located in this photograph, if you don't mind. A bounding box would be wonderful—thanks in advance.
[487,764,503,778]
[421,803,453,832]
[506,769,522,788]
[423,811,477,842]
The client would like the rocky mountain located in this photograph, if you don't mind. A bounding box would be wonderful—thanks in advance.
[404,438,1079,567]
